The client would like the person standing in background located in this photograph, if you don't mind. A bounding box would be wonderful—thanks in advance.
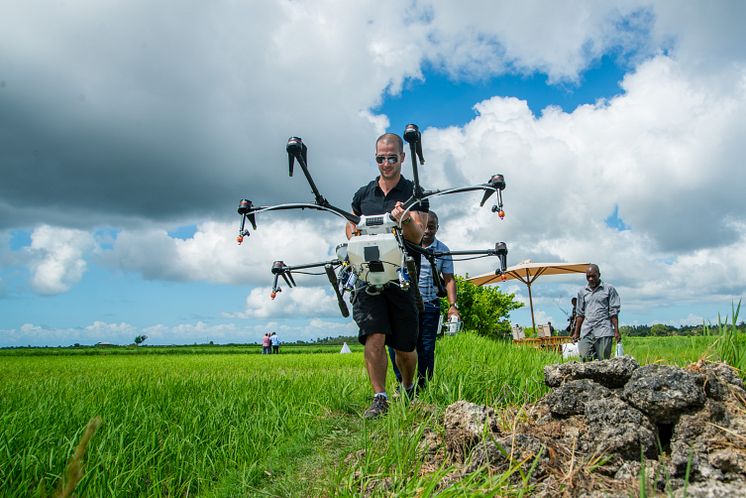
[271,332,281,354]
[572,265,621,361]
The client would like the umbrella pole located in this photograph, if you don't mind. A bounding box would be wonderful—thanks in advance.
[527,283,537,333]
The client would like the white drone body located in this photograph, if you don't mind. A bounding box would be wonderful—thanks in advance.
[343,214,406,287]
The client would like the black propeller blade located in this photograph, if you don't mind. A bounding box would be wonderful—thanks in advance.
[479,174,506,207]
[495,242,508,273]
[286,136,307,177]
[325,264,349,317]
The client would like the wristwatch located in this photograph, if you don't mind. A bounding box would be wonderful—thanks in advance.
[449,303,458,309]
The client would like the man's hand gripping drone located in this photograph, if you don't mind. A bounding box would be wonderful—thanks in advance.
[235,124,509,317]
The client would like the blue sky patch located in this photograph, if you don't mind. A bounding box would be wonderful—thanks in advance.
[605,205,630,231]
[168,224,198,240]
[9,230,32,250]
[376,54,627,132]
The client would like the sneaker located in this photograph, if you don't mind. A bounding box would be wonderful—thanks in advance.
[363,394,389,419]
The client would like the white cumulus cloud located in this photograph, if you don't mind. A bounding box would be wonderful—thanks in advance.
[26,225,95,294]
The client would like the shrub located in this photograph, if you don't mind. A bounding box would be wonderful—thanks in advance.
[440,276,523,340]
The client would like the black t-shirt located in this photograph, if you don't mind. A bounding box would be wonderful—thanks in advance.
[351,175,429,274]
[351,176,429,216]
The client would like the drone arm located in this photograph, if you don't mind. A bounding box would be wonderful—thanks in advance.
[324,264,350,317]
[248,203,360,225]
[432,265,447,299]
[398,178,506,227]
[404,256,424,312]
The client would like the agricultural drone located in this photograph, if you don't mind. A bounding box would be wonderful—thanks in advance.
[235,124,510,317]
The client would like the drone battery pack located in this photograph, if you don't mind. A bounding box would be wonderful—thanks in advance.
[347,233,402,285]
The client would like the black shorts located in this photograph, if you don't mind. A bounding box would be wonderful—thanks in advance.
[353,284,419,352]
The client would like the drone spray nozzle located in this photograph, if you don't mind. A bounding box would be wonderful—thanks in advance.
[495,242,508,272]
[286,136,307,177]
[491,204,506,219]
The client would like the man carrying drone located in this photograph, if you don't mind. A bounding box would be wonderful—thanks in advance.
[345,133,429,419]
[235,124,509,421]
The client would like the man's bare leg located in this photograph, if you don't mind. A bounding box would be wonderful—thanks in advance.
[364,333,388,393]
[394,349,417,389]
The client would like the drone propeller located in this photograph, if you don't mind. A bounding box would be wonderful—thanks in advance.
[237,199,257,228]
[404,124,426,201]
[495,241,508,273]
[236,199,257,244]
[269,261,289,298]
[324,264,350,317]
[271,260,295,287]
[403,123,424,165]
[286,136,307,177]
[479,174,506,206]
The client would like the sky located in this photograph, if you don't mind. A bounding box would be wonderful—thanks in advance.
[1,1,745,346]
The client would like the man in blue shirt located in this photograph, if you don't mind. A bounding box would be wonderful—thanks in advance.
[571,264,621,361]
[389,211,459,390]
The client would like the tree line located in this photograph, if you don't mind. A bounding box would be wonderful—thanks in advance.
[620,322,746,337]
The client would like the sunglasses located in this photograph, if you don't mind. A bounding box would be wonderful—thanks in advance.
[375,155,400,165]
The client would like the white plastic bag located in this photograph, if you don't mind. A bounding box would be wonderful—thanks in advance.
[615,341,624,358]
[562,342,580,359]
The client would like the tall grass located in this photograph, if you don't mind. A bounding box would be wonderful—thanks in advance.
[319,333,736,496]
[1,331,734,496]
[623,336,718,366]
[427,333,557,406]
[323,333,561,496]
[0,343,359,357]
[0,352,367,496]
[706,300,745,373]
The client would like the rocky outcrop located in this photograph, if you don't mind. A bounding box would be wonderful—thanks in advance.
[432,358,746,497]
[443,400,499,460]
[622,364,706,423]
[542,379,615,416]
[544,356,640,388]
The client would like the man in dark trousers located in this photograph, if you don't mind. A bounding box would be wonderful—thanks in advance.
[346,132,429,418]
[571,264,621,361]
[388,211,459,390]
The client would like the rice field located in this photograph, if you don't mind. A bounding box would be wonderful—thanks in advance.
[0,333,741,496]
[0,352,369,496]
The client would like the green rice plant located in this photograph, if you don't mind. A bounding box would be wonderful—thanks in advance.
[706,300,745,373]
[623,336,718,366]
[0,343,359,357]
[427,333,557,407]
[1,328,731,497]
[0,352,369,496]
